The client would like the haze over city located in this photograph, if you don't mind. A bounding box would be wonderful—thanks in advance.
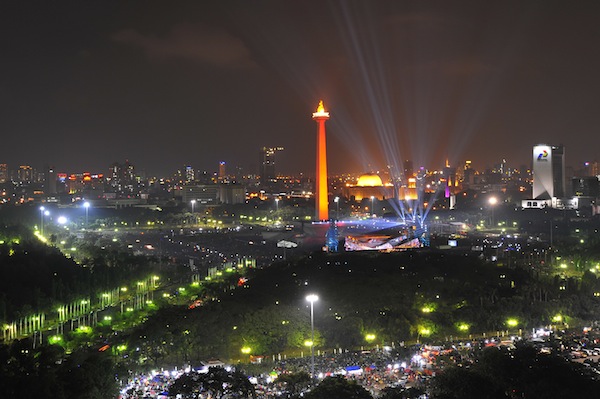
[5,3,600,397]
[2,1,600,176]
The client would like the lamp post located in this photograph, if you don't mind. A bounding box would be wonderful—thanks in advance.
[370,196,375,217]
[190,199,197,226]
[83,201,90,227]
[306,294,318,379]
[275,197,279,213]
[39,206,45,235]
[488,196,498,227]
[43,210,49,234]
[334,197,340,220]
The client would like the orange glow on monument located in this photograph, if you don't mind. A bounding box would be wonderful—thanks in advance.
[312,100,330,220]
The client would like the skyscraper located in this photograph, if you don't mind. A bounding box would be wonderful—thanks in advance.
[403,160,414,180]
[532,144,565,199]
[45,165,57,195]
[259,147,283,186]
[108,160,136,195]
[184,165,195,183]
[18,165,34,183]
[0,164,7,183]
[312,100,330,220]
[218,161,226,181]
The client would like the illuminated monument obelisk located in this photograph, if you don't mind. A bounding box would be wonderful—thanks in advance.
[312,100,330,220]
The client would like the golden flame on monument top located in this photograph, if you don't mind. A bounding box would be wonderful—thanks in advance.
[312,100,330,119]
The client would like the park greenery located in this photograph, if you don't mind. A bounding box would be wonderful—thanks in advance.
[0,225,160,322]
[3,220,600,363]
[118,248,600,368]
[1,207,600,396]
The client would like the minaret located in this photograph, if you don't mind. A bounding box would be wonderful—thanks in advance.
[312,100,330,220]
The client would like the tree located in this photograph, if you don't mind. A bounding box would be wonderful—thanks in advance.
[229,369,257,399]
[60,348,118,399]
[430,344,600,399]
[168,371,202,399]
[304,376,372,399]
[429,366,507,399]
[276,371,312,398]
[380,386,425,399]
[169,367,256,399]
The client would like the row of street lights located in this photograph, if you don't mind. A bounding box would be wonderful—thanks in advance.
[39,201,91,236]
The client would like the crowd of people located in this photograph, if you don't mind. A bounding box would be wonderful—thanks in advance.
[119,344,436,398]
[119,326,600,398]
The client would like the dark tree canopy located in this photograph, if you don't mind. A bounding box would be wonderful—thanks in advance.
[429,344,600,399]
[168,367,256,399]
[0,340,118,399]
[304,376,373,399]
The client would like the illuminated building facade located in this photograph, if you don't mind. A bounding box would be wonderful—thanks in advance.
[67,172,105,198]
[185,166,195,183]
[18,165,34,183]
[181,184,245,205]
[532,144,565,199]
[312,100,330,220]
[582,160,600,177]
[218,161,226,181]
[108,160,136,196]
[259,147,283,186]
[343,173,392,201]
[0,164,7,183]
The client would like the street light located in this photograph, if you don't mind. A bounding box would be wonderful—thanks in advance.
[83,201,90,226]
[488,196,498,227]
[306,294,318,379]
[334,197,340,220]
[275,197,279,212]
[370,196,375,217]
[39,206,45,235]
[43,210,49,233]
[190,199,196,214]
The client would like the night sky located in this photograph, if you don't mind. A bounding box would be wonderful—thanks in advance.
[2,1,599,177]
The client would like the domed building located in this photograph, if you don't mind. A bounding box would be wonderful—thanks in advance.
[356,173,384,187]
[343,173,393,201]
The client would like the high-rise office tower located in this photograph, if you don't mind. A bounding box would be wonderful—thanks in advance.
[185,166,195,183]
[532,144,565,199]
[18,165,34,183]
[403,160,414,180]
[45,165,57,195]
[109,160,136,194]
[259,147,283,185]
[218,161,226,181]
[0,164,7,183]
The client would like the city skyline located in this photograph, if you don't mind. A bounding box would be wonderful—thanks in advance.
[2,1,600,176]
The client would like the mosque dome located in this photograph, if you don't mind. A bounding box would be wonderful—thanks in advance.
[356,173,383,187]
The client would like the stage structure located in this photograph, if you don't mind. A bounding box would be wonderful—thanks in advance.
[344,222,428,251]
